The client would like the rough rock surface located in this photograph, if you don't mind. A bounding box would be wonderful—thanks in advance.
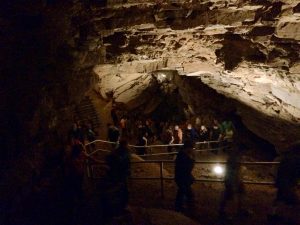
[93,59,166,109]
[92,0,300,151]
[276,14,300,40]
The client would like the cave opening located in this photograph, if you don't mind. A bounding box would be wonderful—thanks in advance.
[107,69,278,161]
[150,88,187,123]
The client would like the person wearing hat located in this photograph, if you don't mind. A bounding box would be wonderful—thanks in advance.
[174,140,196,212]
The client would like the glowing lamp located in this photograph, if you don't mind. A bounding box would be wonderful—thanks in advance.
[213,165,224,175]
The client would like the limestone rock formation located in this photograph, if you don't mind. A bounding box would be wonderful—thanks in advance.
[276,14,300,40]
[92,0,300,151]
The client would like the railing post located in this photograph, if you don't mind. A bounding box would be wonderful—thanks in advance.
[160,161,164,199]
[86,159,91,178]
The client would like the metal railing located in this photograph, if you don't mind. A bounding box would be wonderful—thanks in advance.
[85,138,223,148]
[85,139,226,157]
[84,139,283,198]
[88,159,281,198]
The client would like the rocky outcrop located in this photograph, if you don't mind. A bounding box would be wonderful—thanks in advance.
[91,0,300,151]
[93,59,167,110]
[174,67,300,151]
[276,14,300,41]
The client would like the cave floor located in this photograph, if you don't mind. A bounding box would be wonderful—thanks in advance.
[88,148,299,225]
[85,91,299,225]
[127,154,300,225]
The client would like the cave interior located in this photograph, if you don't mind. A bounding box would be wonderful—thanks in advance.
[0,0,300,225]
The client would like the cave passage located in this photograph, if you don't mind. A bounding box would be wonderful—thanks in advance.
[125,72,278,160]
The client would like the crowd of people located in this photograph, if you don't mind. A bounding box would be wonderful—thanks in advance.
[61,106,299,225]
[63,107,238,223]
[108,104,236,155]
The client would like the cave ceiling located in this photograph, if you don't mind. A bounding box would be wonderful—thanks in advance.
[92,0,300,151]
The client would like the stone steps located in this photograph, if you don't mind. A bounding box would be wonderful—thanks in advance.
[74,97,101,128]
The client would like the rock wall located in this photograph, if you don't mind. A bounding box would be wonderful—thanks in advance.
[174,72,300,151]
[92,0,300,151]
[93,58,168,112]
[0,1,103,219]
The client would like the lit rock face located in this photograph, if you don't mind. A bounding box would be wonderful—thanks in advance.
[93,59,167,110]
[183,63,300,122]
[175,65,300,151]
[276,14,300,41]
[92,0,300,151]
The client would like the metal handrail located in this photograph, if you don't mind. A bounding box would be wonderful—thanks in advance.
[138,152,178,157]
[86,148,222,157]
[89,159,280,165]
[89,160,280,198]
[85,144,226,157]
[85,139,222,148]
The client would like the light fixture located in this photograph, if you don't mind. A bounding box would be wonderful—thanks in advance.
[213,165,224,176]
